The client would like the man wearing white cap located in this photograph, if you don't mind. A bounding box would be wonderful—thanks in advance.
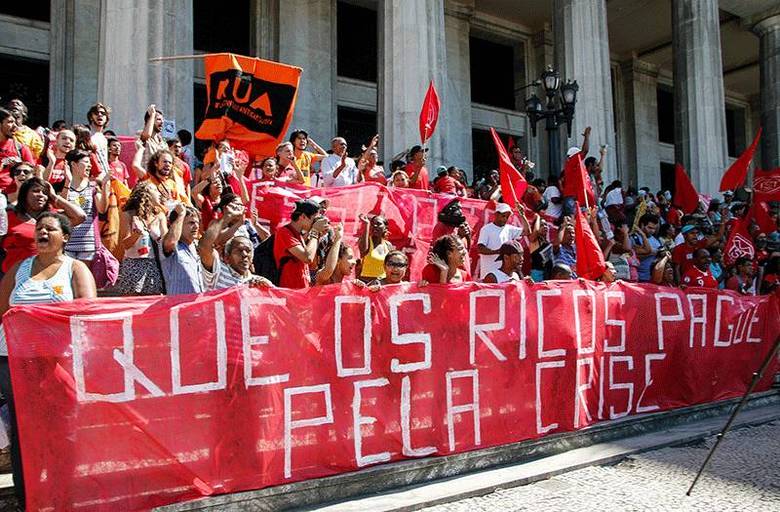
[477,202,529,279]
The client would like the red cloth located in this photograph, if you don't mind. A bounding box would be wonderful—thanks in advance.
[405,163,429,190]
[666,207,682,227]
[720,127,761,191]
[750,201,776,235]
[561,153,595,207]
[433,175,458,195]
[753,168,780,202]
[0,138,34,193]
[673,164,699,214]
[175,158,192,187]
[421,263,469,283]
[2,211,37,272]
[273,223,310,289]
[4,282,778,512]
[723,216,755,267]
[573,204,605,280]
[672,240,708,273]
[199,197,218,234]
[489,128,528,206]
[419,81,440,144]
[681,266,718,289]
[109,160,130,185]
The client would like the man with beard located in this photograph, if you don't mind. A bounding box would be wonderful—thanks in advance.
[0,108,35,194]
[477,202,529,280]
[483,240,524,283]
[41,128,76,191]
[198,199,273,290]
[161,203,205,295]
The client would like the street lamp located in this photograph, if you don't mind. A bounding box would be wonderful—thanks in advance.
[525,66,578,179]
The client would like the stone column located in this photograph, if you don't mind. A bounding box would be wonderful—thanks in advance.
[553,0,617,181]
[620,58,661,192]
[97,0,194,137]
[49,0,101,125]
[278,0,336,144]
[530,25,554,179]
[752,14,780,170]
[442,0,473,178]
[672,0,728,196]
[251,0,280,61]
[380,0,447,170]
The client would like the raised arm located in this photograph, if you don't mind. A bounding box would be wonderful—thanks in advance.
[140,105,156,143]
[162,203,185,255]
[47,183,86,226]
[315,224,344,285]
[132,140,147,180]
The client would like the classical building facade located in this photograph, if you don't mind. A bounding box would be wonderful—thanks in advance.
[0,0,778,196]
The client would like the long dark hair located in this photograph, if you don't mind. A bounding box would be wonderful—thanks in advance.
[431,234,460,263]
[15,177,48,217]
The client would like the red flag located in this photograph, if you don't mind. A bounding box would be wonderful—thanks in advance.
[673,164,700,214]
[753,167,780,202]
[574,202,606,280]
[720,127,762,191]
[489,128,528,206]
[562,153,596,207]
[723,216,755,266]
[507,136,516,150]
[419,81,440,144]
[750,201,776,235]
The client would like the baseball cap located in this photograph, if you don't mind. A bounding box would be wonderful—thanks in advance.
[566,147,580,158]
[408,145,429,158]
[308,195,329,207]
[495,203,512,214]
[436,165,448,176]
[293,199,321,217]
[495,240,523,261]
[680,224,699,235]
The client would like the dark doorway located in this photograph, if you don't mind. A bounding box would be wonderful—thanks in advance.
[472,128,519,186]
[0,55,49,128]
[337,1,378,83]
[660,162,675,195]
[337,107,377,159]
[193,82,210,161]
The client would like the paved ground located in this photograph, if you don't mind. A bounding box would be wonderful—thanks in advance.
[422,420,780,512]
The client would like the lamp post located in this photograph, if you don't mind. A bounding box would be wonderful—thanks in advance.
[525,66,578,180]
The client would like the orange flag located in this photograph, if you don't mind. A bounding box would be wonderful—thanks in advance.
[719,127,762,191]
[195,53,302,157]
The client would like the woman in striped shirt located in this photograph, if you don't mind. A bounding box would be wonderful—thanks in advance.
[0,212,96,508]
[61,149,109,263]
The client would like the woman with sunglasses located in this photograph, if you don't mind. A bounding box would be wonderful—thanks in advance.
[6,161,35,208]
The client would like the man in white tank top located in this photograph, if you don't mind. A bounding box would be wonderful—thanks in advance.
[483,240,524,284]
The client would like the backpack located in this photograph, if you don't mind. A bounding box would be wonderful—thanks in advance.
[253,232,292,286]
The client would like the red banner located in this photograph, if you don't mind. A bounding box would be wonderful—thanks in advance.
[4,283,778,511]
[249,182,507,278]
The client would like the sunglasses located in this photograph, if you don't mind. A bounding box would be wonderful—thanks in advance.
[386,261,407,268]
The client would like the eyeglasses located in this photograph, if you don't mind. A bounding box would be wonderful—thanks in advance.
[13,168,33,177]
[386,261,408,268]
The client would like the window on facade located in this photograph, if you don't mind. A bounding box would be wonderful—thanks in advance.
[337,107,377,158]
[470,37,515,110]
[657,87,674,144]
[0,56,49,128]
[471,129,522,184]
[194,0,250,54]
[193,82,209,160]
[725,106,746,158]
[337,1,378,82]
[660,162,676,195]
[0,4,50,22]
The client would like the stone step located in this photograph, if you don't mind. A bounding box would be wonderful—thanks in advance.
[157,390,779,511]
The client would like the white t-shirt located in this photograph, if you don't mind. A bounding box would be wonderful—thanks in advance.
[477,222,524,279]
[543,186,563,219]
[320,154,358,187]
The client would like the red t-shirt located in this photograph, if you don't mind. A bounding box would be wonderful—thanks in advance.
[421,263,470,284]
[199,197,218,233]
[405,163,429,190]
[0,138,35,193]
[175,158,192,187]
[433,175,458,195]
[672,240,708,273]
[109,160,130,184]
[2,211,37,272]
[273,224,310,289]
[681,266,718,289]
[667,208,682,227]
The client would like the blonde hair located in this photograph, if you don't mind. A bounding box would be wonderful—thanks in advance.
[124,181,161,220]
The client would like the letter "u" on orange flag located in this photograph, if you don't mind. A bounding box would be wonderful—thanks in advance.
[195,53,302,156]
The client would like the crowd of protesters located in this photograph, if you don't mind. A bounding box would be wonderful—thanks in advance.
[0,96,777,507]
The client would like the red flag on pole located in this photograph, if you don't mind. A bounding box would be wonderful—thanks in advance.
[574,202,606,280]
[750,201,776,235]
[507,136,516,150]
[723,216,755,266]
[562,153,596,208]
[720,127,762,192]
[489,128,528,206]
[673,164,700,214]
[753,168,780,202]
[419,81,440,144]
